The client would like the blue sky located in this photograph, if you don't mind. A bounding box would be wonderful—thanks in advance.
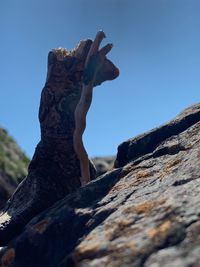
[0,0,200,158]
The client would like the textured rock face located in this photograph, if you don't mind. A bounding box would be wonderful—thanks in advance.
[0,103,200,267]
[0,42,120,246]
[0,128,29,208]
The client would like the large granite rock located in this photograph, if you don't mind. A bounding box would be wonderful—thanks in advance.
[0,42,120,246]
[0,128,29,208]
[0,103,200,267]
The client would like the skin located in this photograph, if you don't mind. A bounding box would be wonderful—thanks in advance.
[73,31,113,186]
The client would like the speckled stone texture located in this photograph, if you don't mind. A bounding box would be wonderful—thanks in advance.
[0,42,119,246]
[0,103,200,267]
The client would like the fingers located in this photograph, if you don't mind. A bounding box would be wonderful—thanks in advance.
[99,43,113,57]
[96,30,106,41]
[85,31,106,67]
[91,30,106,55]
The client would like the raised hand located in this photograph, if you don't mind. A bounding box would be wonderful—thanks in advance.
[74,31,116,187]
[83,31,113,86]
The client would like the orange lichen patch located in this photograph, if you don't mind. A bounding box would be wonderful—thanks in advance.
[117,218,132,227]
[31,218,51,234]
[109,182,130,194]
[110,168,154,194]
[123,199,166,216]
[148,220,171,243]
[108,242,141,261]
[126,240,136,250]
[165,158,181,169]
[105,219,141,242]
[104,227,116,240]
[78,231,105,248]
[79,231,102,244]
[1,248,15,267]
[119,163,152,178]
[126,170,154,188]
[135,170,151,179]
[135,199,166,214]
[157,158,182,180]
[104,219,130,233]
[109,240,137,255]
[123,170,153,188]
[75,241,102,259]
[110,220,132,238]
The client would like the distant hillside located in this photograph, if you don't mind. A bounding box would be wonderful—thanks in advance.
[0,128,29,208]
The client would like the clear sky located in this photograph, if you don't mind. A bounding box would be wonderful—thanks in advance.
[0,0,200,158]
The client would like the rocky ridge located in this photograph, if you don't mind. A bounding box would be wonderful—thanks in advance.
[0,103,200,267]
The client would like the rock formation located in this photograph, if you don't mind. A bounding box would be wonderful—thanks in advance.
[0,103,200,267]
[0,37,119,247]
[0,128,114,206]
[0,128,29,208]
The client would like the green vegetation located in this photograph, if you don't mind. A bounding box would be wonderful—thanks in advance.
[0,128,30,183]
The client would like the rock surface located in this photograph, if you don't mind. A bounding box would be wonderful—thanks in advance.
[0,42,120,247]
[0,129,113,208]
[1,103,200,267]
[0,128,29,208]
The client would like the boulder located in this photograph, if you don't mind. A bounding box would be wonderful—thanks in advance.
[1,103,200,267]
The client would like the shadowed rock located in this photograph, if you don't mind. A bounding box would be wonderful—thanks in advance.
[114,103,200,168]
[0,103,200,266]
[0,41,119,246]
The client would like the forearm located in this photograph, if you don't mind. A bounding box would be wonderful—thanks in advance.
[79,82,94,114]
[73,31,107,185]
[73,82,94,186]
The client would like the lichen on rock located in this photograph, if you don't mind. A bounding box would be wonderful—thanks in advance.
[0,103,200,266]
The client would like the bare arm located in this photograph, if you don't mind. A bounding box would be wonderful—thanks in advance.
[73,31,113,186]
[73,83,93,186]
